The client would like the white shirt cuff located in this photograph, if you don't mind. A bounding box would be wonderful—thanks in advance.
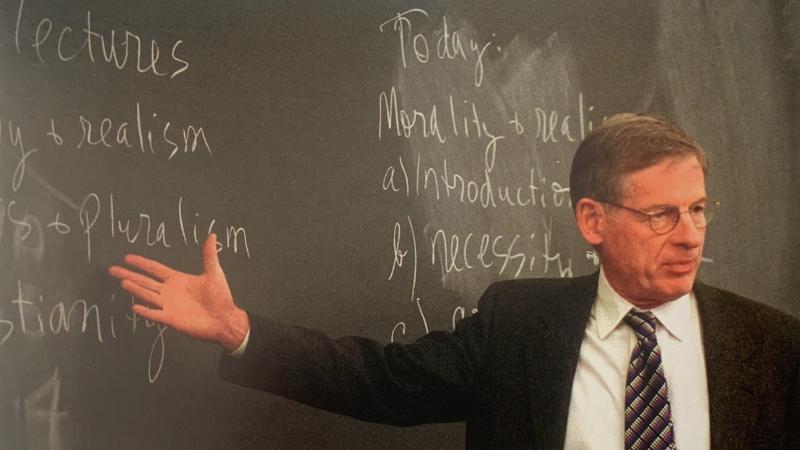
[228,327,250,358]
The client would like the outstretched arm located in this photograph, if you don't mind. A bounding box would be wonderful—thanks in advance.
[110,233,495,426]
[108,234,249,352]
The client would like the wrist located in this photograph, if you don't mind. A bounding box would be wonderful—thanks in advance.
[218,307,250,353]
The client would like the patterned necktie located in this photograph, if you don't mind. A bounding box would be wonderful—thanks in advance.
[623,310,677,450]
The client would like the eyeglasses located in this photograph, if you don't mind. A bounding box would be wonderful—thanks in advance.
[596,199,719,235]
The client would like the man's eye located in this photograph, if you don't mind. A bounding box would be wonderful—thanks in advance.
[648,210,670,220]
[691,204,706,214]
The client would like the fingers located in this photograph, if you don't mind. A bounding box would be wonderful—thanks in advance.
[202,233,221,274]
[121,279,163,309]
[108,265,162,293]
[122,254,176,281]
[131,304,168,325]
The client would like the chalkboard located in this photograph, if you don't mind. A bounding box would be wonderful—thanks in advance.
[1,0,798,448]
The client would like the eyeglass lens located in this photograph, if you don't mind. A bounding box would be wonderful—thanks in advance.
[650,202,717,234]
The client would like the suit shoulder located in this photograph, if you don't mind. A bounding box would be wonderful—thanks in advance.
[478,274,596,310]
[696,282,800,342]
[488,275,588,291]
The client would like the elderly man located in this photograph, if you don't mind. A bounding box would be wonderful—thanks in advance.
[109,113,800,449]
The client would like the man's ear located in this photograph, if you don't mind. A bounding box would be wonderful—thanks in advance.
[575,198,605,246]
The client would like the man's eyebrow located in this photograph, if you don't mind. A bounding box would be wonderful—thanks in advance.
[640,203,674,212]
[642,196,708,211]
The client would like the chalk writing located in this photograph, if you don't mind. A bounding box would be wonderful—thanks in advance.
[451,306,478,331]
[76,101,212,160]
[0,117,39,193]
[379,88,601,157]
[585,250,600,266]
[47,212,71,235]
[46,118,63,146]
[378,89,506,171]
[0,187,252,267]
[379,9,501,87]
[378,86,446,144]
[374,11,610,339]
[0,280,168,382]
[15,0,189,78]
[386,216,437,341]
[389,321,405,343]
[389,295,430,343]
[74,192,252,262]
[5,199,33,241]
[0,200,5,247]
[388,222,407,280]
[429,220,573,280]
[530,92,600,143]
[382,154,571,210]
[386,216,420,304]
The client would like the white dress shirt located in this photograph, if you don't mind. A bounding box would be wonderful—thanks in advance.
[564,269,710,449]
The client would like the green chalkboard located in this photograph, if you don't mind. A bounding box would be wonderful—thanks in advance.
[1,0,798,448]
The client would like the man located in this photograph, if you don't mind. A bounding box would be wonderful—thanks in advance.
[108,113,800,449]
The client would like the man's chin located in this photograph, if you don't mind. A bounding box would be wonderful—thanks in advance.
[654,276,696,301]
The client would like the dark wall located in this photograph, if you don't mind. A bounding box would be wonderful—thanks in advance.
[0,1,797,448]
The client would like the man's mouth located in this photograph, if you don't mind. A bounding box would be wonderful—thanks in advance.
[663,260,697,274]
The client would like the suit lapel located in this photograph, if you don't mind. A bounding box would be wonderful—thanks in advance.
[694,282,760,449]
[521,277,762,448]
[524,273,597,450]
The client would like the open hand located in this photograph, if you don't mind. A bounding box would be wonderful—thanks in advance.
[108,234,249,352]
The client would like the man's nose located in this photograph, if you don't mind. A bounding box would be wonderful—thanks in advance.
[671,212,704,248]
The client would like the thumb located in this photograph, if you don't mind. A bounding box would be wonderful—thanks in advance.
[202,233,221,274]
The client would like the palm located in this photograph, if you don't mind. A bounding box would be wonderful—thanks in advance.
[108,234,248,351]
[176,272,230,335]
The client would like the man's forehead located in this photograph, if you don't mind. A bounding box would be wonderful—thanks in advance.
[621,155,706,204]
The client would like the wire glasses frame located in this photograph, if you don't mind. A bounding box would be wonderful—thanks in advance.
[596,199,720,235]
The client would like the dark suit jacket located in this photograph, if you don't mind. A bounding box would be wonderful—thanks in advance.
[219,273,800,449]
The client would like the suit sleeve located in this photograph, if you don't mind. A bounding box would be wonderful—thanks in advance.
[786,329,800,447]
[218,284,500,426]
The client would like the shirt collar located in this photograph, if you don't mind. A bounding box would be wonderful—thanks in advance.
[594,267,693,342]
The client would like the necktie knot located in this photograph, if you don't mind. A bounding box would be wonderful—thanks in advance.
[624,310,658,343]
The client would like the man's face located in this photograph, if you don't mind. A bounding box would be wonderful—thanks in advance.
[599,155,706,306]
